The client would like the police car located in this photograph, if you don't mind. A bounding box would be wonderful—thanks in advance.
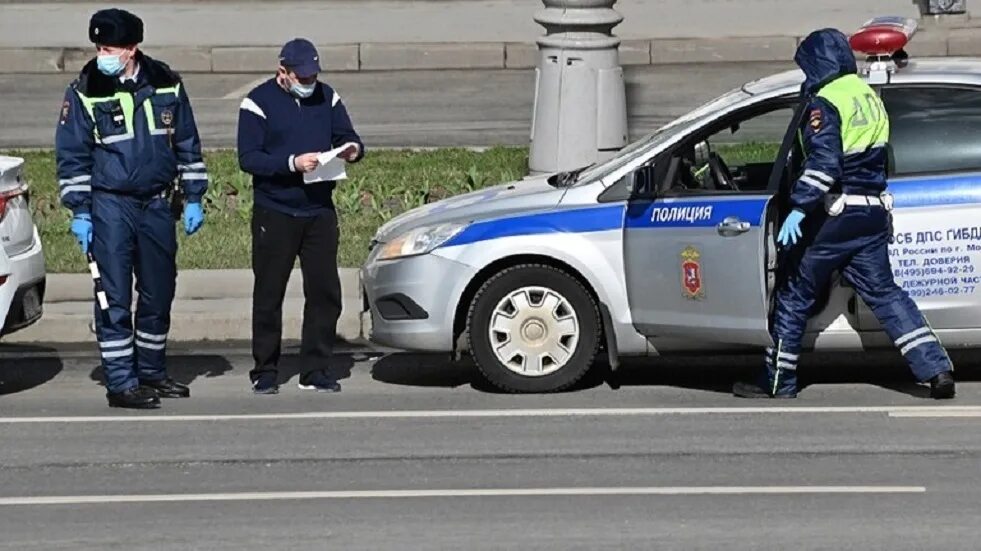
[0,156,45,338]
[361,18,981,392]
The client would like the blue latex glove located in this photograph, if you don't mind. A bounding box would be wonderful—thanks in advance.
[183,202,204,235]
[70,214,93,254]
[777,209,805,247]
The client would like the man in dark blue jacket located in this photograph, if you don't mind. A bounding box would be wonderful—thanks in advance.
[733,29,954,400]
[56,8,207,409]
[237,38,364,395]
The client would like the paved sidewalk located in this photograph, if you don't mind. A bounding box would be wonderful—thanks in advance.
[4,269,368,344]
[2,0,975,73]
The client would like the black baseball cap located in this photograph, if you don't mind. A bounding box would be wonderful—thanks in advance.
[279,38,321,77]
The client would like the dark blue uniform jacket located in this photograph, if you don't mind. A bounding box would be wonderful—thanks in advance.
[56,53,207,216]
[792,30,889,213]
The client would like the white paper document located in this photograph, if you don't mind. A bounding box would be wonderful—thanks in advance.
[304,143,356,184]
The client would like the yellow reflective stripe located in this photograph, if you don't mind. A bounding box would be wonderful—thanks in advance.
[155,84,180,96]
[77,91,135,143]
[144,97,155,131]
[75,90,95,121]
[144,84,181,133]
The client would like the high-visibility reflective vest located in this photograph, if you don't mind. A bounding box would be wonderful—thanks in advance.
[75,84,182,145]
[816,74,889,156]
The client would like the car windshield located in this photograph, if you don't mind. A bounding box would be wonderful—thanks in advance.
[571,86,751,186]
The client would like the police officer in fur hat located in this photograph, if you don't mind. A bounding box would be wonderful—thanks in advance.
[56,8,209,409]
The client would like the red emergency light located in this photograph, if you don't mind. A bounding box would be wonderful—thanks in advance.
[850,16,917,57]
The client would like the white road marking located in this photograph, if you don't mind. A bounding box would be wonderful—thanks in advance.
[221,76,270,100]
[0,486,926,506]
[0,406,979,424]
[888,410,981,418]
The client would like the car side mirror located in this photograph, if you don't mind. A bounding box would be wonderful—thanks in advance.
[625,164,657,198]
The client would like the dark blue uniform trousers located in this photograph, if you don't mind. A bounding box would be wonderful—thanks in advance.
[91,191,177,393]
[767,205,951,393]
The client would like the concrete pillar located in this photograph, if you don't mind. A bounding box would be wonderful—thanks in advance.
[528,0,628,175]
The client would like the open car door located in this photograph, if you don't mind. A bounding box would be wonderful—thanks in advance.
[621,99,806,346]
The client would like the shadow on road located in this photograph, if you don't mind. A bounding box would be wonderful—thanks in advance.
[274,353,356,385]
[371,353,489,390]
[370,349,981,396]
[802,349,981,397]
[88,355,236,388]
[0,344,64,396]
[371,351,755,394]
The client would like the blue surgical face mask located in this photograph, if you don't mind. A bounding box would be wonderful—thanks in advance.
[290,81,316,99]
[96,53,126,76]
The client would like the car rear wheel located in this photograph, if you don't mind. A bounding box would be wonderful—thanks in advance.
[467,264,601,393]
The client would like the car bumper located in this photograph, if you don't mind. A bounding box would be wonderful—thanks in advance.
[0,226,45,335]
[360,251,477,352]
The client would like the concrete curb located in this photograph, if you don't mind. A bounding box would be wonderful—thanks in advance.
[5,269,368,344]
[2,32,976,74]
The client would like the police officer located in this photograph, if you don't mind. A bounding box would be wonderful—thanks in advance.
[56,9,208,409]
[733,28,956,400]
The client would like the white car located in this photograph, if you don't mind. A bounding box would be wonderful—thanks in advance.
[362,55,981,393]
[0,156,45,338]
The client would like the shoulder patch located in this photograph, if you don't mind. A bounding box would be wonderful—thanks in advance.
[808,108,822,132]
[60,99,70,125]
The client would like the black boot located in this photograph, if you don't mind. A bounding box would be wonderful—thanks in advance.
[732,381,798,399]
[140,378,190,399]
[929,371,955,400]
[107,387,161,409]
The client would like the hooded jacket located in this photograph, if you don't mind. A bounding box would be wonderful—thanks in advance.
[790,29,890,213]
[55,52,208,216]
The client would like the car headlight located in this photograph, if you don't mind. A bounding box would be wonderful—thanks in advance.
[377,222,467,261]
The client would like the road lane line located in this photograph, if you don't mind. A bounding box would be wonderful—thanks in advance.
[0,486,926,506]
[1,406,979,423]
[221,77,269,100]
[889,410,981,418]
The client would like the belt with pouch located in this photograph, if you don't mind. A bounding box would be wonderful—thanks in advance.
[824,192,894,216]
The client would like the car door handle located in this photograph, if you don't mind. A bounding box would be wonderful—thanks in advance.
[717,217,751,236]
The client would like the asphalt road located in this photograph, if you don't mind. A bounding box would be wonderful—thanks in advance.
[0,62,797,150]
[1,343,980,549]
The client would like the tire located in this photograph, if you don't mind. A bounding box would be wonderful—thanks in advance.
[466,264,601,393]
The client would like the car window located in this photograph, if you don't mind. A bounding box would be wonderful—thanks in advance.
[577,86,751,187]
[660,103,795,195]
[882,86,981,176]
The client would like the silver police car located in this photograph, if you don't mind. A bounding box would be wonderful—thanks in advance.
[361,56,981,393]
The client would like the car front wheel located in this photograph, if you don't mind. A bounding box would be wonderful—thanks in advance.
[467,264,601,393]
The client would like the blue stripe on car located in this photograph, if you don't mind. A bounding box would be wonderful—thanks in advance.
[443,205,623,248]
[439,173,981,248]
[624,197,768,229]
[890,172,981,209]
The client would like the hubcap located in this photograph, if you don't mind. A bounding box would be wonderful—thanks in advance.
[488,286,580,377]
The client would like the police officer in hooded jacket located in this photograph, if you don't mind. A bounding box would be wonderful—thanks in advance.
[733,28,956,400]
[56,9,208,409]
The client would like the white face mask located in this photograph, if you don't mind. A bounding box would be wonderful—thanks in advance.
[97,50,129,76]
[290,81,317,98]
[280,69,317,99]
